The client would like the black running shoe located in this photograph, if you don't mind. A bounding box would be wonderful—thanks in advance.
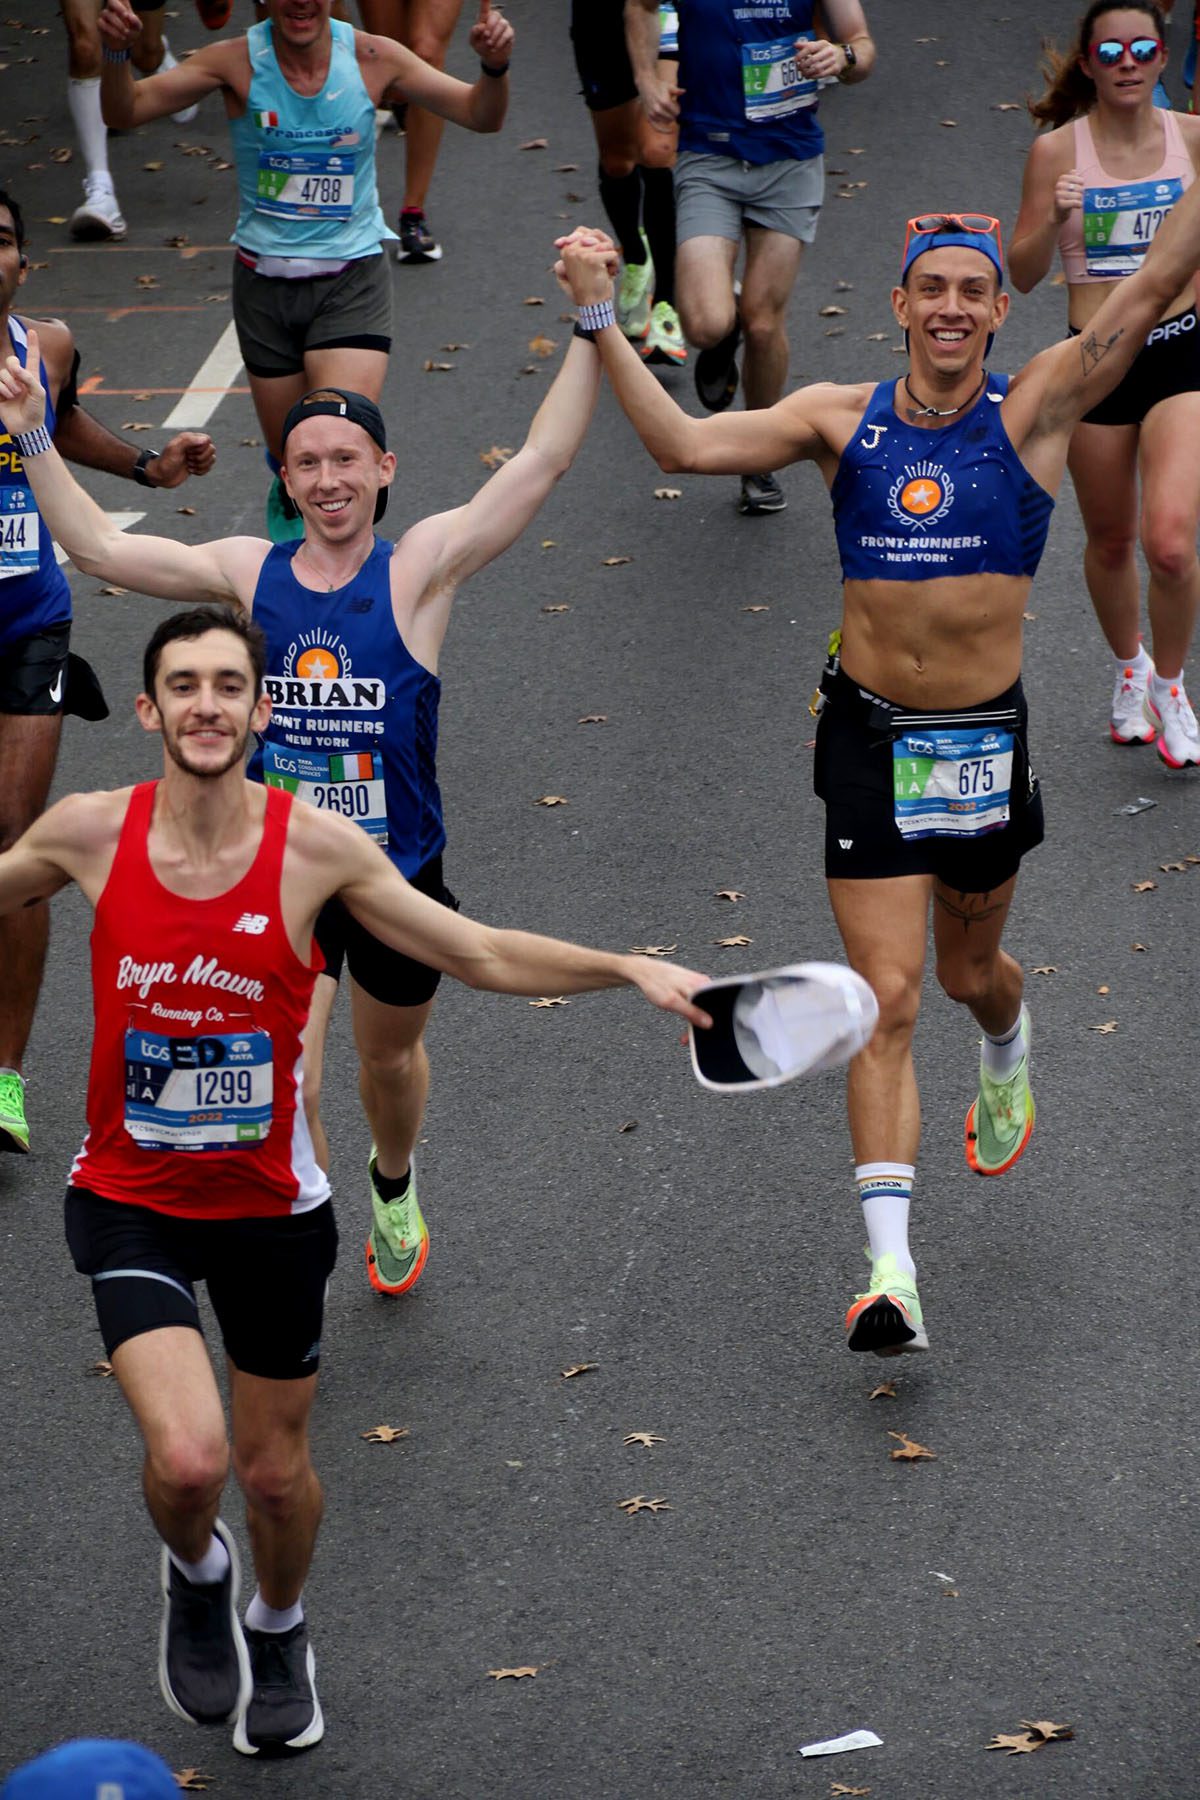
[158,1519,250,1725]
[694,316,742,411]
[233,1621,325,1756]
[396,210,442,263]
[737,472,787,514]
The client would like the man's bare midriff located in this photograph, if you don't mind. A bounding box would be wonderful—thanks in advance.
[838,572,1032,709]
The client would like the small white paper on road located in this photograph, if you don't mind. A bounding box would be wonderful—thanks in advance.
[798,1729,883,1758]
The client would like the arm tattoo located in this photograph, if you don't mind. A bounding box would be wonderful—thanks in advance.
[1079,325,1124,377]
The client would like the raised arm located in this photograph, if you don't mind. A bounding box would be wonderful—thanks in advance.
[369,1,513,131]
[98,1,236,129]
[625,0,679,129]
[0,328,257,606]
[306,808,713,1027]
[556,231,829,476]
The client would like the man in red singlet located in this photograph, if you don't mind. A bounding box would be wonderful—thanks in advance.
[0,605,708,1758]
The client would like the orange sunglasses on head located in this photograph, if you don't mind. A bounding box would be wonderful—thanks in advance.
[901,213,1004,279]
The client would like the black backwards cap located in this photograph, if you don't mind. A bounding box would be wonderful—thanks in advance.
[278,387,390,522]
[280,386,388,453]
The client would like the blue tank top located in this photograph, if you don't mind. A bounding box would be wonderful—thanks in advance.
[229,19,393,260]
[830,376,1054,582]
[247,539,445,877]
[677,0,823,166]
[0,317,71,652]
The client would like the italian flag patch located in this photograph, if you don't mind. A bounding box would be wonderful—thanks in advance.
[254,110,279,129]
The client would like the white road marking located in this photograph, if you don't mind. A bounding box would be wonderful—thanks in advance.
[54,511,145,566]
[160,320,245,431]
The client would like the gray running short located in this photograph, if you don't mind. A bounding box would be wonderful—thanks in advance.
[674,151,823,245]
[232,250,393,378]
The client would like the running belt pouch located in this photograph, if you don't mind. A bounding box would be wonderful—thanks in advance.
[65,652,110,722]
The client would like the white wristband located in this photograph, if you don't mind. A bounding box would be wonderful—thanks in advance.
[577,299,616,334]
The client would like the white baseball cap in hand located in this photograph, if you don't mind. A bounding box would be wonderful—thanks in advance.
[689,962,878,1091]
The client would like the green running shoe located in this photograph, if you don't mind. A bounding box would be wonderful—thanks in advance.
[844,1252,929,1356]
[365,1152,428,1295]
[265,474,305,544]
[616,233,654,342]
[0,1069,29,1153]
[965,1009,1034,1176]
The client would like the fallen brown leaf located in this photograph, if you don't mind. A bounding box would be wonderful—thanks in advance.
[529,334,557,357]
[866,331,889,341]
[541,539,557,549]
[819,305,847,317]
[654,486,682,500]
[742,604,770,613]
[360,1424,409,1444]
[1097,984,1109,995]
[441,341,469,351]
[173,1773,210,1793]
[617,1119,637,1133]
[122,421,153,431]
[992,101,1023,111]
[240,437,261,446]
[617,1495,671,1515]
[1132,880,1157,892]
[835,280,854,291]
[541,603,570,613]
[1028,964,1057,975]
[1160,860,1186,873]
[488,1665,539,1679]
[423,359,453,372]
[553,162,579,171]
[623,1432,665,1447]
[888,1431,936,1461]
[176,505,196,515]
[49,146,72,164]
[479,445,513,469]
[560,1362,597,1378]
[143,160,164,172]
[1021,1720,1074,1743]
[630,944,677,956]
[522,295,545,305]
[535,794,568,806]
[1186,854,1200,865]
[98,584,127,596]
[135,274,158,289]
[1023,610,1038,621]
[986,1732,1041,1755]
[940,118,958,126]
[1088,1021,1118,1034]
[529,996,568,1008]
[715,888,745,901]
[830,1787,871,1797]
[601,555,632,567]
[868,1380,897,1400]
[577,713,607,724]
[1132,942,1147,951]
[88,1359,114,1378]
[713,934,751,948]
[519,138,548,150]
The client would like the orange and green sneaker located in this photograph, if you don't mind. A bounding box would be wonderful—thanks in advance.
[365,1153,428,1295]
[965,1011,1034,1176]
[844,1253,929,1356]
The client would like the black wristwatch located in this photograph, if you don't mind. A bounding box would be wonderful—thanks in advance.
[132,446,162,487]
[838,41,858,80]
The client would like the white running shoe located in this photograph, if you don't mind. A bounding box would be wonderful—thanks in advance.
[1145,679,1200,768]
[157,41,199,126]
[1111,658,1156,744]
[69,175,127,241]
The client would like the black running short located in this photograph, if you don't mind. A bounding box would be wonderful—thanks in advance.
[1071,306,1200,426]
[0,622,109,720]
[314,852,459,1007]
[65,1187,338,1380]
[813,666,1044,888]
[571,0,637,112]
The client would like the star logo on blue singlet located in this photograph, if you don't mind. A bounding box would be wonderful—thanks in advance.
[887,462,954,532]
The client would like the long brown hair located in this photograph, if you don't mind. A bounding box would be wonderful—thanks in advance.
[1028,2,1167,129]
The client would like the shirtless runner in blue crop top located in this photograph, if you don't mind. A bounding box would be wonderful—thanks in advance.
[558,188,1200,1356]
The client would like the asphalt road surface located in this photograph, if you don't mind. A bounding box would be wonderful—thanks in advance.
[2,4,1198,1796]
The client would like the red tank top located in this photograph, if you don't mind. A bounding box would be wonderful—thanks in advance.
[71,781,329,1219]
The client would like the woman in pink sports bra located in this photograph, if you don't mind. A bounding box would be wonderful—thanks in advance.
[1010,3,1200,768]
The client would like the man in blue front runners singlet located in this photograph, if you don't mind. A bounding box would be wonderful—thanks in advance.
[97,0,513,537]
[0,189,215,1156]
[14,319,604,1299]
[556,186,1200,1354]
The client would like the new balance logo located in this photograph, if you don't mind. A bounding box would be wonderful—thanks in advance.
[838,838,853,850]
[232,913,269,935]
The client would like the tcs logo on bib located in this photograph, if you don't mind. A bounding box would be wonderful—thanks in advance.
[888,462,954,531]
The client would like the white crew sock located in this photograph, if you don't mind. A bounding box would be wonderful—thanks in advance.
[856,1162,915,1277]
[981,1004,1027,1080]
[1151,668,1187,703]
[1115,642,1151,678]
[168,1532,230,1587]
[245,1590,304,1634]
[67,77,110,180]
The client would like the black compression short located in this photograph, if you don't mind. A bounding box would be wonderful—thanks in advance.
[1072,306,1200,426]
[813,666,1044,888]
[65,1187,338,1380]
[313,852,459,1007]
